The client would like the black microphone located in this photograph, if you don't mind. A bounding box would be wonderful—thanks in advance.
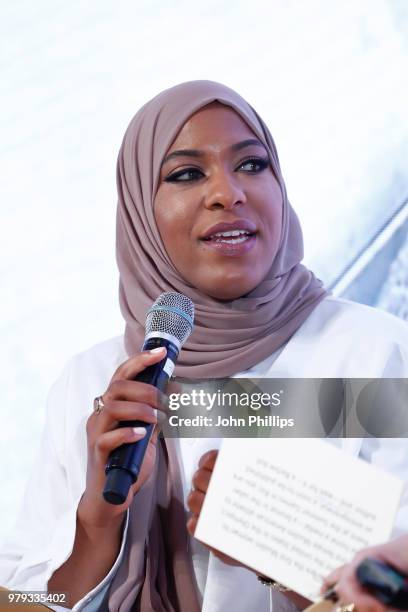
[356,558,408,609]
[103,292,194,505]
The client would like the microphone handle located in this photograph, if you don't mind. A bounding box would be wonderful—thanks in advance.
[356,558,408,609]
[103,337,177,505]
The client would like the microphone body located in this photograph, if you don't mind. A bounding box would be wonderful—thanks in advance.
[103,293,194,505]
[103,336,176,504]
[356,558,408,609]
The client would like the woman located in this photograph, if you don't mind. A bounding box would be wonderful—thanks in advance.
[1,80,407,612]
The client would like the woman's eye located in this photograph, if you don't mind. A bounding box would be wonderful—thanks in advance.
[164,168,203,182]
[239,157,269,172]
[164,157,269,183]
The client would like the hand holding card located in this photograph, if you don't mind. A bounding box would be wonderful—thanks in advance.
[192,439,404,602]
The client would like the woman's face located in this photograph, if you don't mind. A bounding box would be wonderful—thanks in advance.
[154,102,282,300]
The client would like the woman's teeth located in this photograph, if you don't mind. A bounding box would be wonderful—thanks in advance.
[217,235,249,244]
[206,230,253,244]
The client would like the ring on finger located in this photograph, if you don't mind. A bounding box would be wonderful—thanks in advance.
[93,395,105,415]
[335,603,356,612]
[322,585,339,603]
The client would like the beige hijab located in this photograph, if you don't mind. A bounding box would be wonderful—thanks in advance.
[109,438,201,611]
[109,80,330,611]
[116,80,329,379]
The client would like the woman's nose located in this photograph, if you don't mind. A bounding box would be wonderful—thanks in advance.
[203,170,247,210]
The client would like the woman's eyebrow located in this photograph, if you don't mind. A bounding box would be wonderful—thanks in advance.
[160,138,267,167]
[231,138,267,153]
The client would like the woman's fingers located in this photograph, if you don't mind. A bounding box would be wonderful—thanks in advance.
[90,400,158,437]
[186,449,249,571]
[79,350,170,528]
[186,451,218,533]
[198,449,218,470]
[187,489,205,515]
[94,426,147,462]
[103,378,168,409]
[186,515,198,536]
[192,467,213,493]
[110,347,167,383]
[186,451,219,527]
[87,353,170,442]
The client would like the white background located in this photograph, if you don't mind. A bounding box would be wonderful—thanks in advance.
[1,0,407,544]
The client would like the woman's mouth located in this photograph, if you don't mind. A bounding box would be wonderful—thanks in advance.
[200,230,257,256]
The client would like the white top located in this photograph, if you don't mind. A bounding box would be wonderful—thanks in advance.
[1,296,408,612]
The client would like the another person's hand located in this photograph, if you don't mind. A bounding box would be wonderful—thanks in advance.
[78,347,169,531]
[321,535,408,612]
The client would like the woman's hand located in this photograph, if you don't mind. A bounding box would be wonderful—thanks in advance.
[77,347,169,531]
[321,536,408,612]
[186,449,253,567]
[187,449,313,610]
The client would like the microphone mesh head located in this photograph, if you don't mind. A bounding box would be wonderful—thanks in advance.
[146,292,194,346]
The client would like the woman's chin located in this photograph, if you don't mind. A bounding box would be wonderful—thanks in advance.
[199,281,256,301]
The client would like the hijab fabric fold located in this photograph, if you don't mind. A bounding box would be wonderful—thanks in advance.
[110,80,330,611]
[108,438,201,612]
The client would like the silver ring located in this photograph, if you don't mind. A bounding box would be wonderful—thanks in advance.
[93,395,105,415]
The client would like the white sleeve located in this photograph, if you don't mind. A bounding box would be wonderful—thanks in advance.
[0,362,129,610]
